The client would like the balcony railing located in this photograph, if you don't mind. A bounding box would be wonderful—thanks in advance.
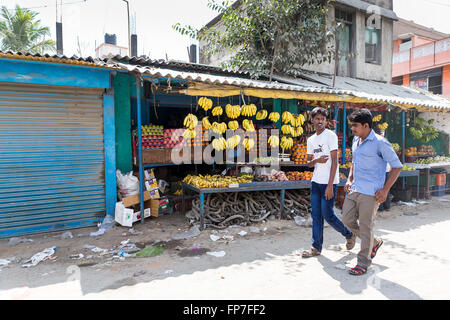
[393,36,450,77]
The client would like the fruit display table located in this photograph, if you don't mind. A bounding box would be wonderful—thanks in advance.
[398,170,420,199]
[404,163,450,199]
[182,179,347,230]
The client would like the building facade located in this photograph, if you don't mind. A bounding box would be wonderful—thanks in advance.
[199,0,397,83]
[392,18,450,99]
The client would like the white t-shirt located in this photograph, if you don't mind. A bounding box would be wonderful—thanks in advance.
[307,129,340,185]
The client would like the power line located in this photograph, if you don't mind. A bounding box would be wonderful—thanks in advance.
[3,0,87,12]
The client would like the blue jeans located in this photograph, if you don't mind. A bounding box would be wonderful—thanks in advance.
[310,182,353,252]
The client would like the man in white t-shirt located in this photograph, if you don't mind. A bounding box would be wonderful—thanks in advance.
[302,107,354,258]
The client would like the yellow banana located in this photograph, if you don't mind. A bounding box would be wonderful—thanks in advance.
[268,136,279,147]
[268,112,280,123]
[202,117,212,130]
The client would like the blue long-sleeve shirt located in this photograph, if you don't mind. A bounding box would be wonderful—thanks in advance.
[350,130,402,196]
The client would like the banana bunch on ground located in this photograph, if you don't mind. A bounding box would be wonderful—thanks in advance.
[243,137,255,151]
[212,106,223,116]
[228,120,239,130]
[212,122,227,134]
[226,135,241,149]
[198,97,213,111]
[241,104,257,117]
[255,109,268,120]
[373,114,382,122]
[280,136,294,150]
[282,111,294,124]
[212,137,227,151]
[242,119,255,132]
[225,104,241,119]
[292,126,304,138]
[268,112,280,123]
[291,114,305,127]
[378,122,388,131]
[268,135,279,147]
[183,129,196,139]
[202,117,212,129]
[183,114,198,130]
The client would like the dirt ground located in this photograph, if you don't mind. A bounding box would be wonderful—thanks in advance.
[1,194,450,299]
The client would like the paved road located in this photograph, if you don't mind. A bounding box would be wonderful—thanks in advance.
[1,196,450,300]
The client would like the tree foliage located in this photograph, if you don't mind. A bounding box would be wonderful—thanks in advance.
[174,0,339,79]
[0,5,55,54]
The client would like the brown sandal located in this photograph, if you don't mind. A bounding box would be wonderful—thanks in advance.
[346,235,356,250]
[302,248,321,258]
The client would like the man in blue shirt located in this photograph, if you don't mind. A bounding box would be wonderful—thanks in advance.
[342,108,402,276]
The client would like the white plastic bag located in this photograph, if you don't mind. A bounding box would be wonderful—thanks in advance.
[116,169,140,197]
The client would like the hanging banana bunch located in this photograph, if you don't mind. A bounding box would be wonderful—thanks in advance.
[241,104,257,117]
[242,119,255,132]
[268,136,279,147]
[226,135,241,149]
[212,137,227,151]
[255,109,268,120]
[282,111,294,124]
[280,136,293,150]
[281,125,295,136]
[228,121,239,131]
[212,106,223,116]
[373,114,382,122]
[268,112,280,123]
[183,129,196,139]
[212,122,227,134]
[243,137,255,151]
[183,114,198,130]
[292,126,304,137]
[225,104,241,119]
[198,97,213,111]
[290,114,305,127]
[202,117,212,130]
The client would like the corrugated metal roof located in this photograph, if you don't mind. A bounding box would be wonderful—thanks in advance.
[110,60,450,111]
[103,54,257,79]
[0,51,114,69]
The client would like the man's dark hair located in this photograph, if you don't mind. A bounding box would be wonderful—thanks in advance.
[348,108,373,129]
[311,107,329,118]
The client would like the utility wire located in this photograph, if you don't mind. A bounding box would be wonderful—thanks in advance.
[2,0,87,11]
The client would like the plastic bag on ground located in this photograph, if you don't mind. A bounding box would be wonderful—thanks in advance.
[294,216,313,227]
[22,247,56,268]
[172,225,201,240]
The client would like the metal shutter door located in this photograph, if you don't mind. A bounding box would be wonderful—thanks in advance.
[0,83,106,238]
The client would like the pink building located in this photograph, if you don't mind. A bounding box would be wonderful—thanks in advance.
[392,18,450,98]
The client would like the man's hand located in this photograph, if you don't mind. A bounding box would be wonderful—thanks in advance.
[316,155,329,164]
[375,188,389,203]
[325,185,334,200]
[344,180,353,193]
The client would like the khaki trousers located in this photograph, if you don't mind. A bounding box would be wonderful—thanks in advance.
[342,191,380,269]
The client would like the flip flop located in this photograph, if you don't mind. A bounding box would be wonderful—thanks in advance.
[349,265,367,276]
[371,239,384,259]
[302,248,321,258]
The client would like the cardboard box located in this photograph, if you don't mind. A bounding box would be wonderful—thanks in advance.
[135,199,159,218]
[122,190,152,208]
[133,208,151,222]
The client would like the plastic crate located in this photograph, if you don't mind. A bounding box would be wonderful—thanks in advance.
[435,173,446,186]
[406,174,435,187]
[431,185,445,197]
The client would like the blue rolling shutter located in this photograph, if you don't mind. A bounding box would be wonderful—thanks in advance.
[0,83,106,238]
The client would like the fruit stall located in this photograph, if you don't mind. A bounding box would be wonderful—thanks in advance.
[112,59,450,226]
